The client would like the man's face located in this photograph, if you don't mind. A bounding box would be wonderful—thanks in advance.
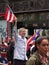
[37,39,49,56]
[20,29,26,37]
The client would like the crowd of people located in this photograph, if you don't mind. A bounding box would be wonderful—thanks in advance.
[0,20,49,65]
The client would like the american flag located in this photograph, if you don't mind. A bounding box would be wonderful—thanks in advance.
[5,6,17,22]
[26,29,41,51]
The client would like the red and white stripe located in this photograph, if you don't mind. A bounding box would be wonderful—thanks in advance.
[5,6,16,22]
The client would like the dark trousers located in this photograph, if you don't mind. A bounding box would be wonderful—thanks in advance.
[12,59,27,65]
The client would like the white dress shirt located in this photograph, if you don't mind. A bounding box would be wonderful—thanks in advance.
[13,27,28,60]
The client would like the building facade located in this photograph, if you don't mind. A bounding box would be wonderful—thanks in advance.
[0,0,49,37]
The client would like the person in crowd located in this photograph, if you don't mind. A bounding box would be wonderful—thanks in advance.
[26,36,49,65]
[6,38,14,65]
[12,20,28,65]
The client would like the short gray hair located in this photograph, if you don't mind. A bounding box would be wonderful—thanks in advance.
[19,27,26,33]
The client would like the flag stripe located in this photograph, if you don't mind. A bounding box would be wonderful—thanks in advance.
[5,6,17,22]
[7,10,10,21]
[9,13,14,22]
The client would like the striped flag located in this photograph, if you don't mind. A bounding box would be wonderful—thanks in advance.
[26,29,41,51]
[5,6,17,22]
[5,6,17,41]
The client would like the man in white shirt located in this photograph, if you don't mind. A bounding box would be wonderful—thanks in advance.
[12,21,28,65]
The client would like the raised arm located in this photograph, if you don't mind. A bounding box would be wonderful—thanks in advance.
[13,18,18,42]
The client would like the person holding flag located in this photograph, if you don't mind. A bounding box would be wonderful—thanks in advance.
[11,18,28,65]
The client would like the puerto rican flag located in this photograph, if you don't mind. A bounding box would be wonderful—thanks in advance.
[5,6,17,22]
[26,29,41,51]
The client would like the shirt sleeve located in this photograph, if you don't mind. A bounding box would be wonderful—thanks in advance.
[13,26,18,42]
[26,59,35,65]
[26,55,36,65]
